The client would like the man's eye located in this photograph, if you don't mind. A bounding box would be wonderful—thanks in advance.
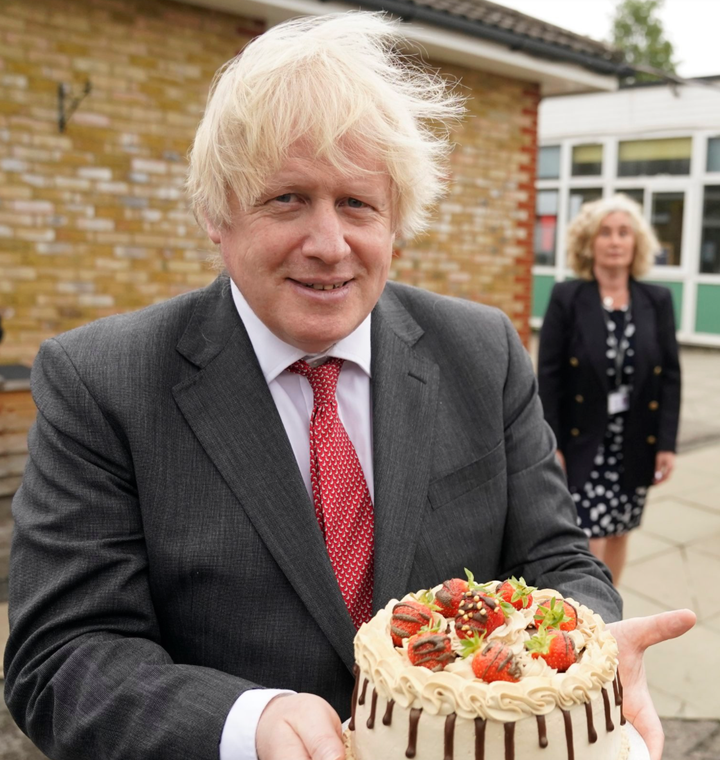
[274,194,295,203]
[346,197,367,208]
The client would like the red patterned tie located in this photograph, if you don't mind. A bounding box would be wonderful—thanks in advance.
[288,358,374,628]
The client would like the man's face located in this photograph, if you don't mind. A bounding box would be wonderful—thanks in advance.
[208,148,396,354]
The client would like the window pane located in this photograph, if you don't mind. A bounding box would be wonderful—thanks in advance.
[708,138,720,172]
[569,188,603,220]
[618,138,691,176]
[700,186,720,274]
[613,188,644,209]
[652,192,684,266]
[538,146,561,179]
[534,190,558,265]
[572,144,603,176]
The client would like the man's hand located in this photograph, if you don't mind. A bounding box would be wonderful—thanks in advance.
[607,610,696,760]
[256,693,345,760]
[653,451,676,484]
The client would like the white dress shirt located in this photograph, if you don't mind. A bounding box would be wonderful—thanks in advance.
[219,280,374,760]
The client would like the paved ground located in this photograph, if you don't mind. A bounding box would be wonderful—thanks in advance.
[1,344,719,758]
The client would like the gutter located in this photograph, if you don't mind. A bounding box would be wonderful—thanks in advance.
[334,0,634,78]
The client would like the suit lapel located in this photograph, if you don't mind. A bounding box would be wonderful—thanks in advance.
[629,280,655,400]
[577,280,609,393]
[172,277,357,670]
[370,287,440,610]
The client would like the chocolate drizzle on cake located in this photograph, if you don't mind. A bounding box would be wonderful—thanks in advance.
[349,665,359,731]
[617,671,626,725]
[406,708,423,758]
[612,676,620,706]
[602,687,615,732]
[444,714,456,760]
[474,717,486,760]
[584,702,598,743]
[382,699,395,726]
[536,715,548,748]
[561,709,574,760]
[358,678,369,706]
[367,689,378,729]
[504,722,515,760]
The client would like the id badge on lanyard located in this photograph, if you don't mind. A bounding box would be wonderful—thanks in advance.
[608,385,631,414]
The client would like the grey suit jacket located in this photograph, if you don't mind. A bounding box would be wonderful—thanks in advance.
[5,276,621,760]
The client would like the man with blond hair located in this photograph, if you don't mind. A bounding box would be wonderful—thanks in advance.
[5,12,693,760]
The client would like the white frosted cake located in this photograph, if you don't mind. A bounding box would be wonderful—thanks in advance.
[345,577,629,760]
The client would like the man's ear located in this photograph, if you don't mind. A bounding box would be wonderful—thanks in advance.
[205,215,222,245]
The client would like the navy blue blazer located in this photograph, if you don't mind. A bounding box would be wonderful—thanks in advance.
[538,278,681,490]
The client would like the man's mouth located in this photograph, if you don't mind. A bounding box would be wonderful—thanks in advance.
[300,281,349,291]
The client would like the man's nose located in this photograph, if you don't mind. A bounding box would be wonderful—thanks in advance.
[300,204,352,262]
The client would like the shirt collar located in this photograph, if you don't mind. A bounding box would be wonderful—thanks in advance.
[229,279,372,383]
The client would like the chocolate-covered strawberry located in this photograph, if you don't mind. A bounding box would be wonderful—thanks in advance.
[534,597,578,631]
[391,598,434,647]
[472,641,522,683]
[526,628,577,672]
[496,576,537,611]
[434,577,469,617]
[407,628,455,672]
[454,590,505,640]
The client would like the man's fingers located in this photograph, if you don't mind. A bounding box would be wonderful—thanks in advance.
[306,732,345,760]
[637,609,696,649]
[630,703,665,760]
[610,609,696,651]
[256,693,345,760]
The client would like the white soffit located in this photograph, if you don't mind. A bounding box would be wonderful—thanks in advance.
[178,0,618,96]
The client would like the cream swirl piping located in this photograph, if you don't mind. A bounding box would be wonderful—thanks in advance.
[354,584,619,720]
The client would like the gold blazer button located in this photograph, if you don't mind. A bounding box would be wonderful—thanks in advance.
[649,401,659,410]
[571,428,580,436]
[575,395,584,403]
[647,435,657,444]
[654,366,662,375]
[569,357,579,367]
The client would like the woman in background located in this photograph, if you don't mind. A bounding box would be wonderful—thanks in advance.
[538,194,681,584]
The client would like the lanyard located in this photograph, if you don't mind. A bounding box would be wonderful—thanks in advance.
[602,304,631,390]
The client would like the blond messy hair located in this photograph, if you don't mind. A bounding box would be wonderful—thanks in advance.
[566,194,660,280]
[187,12,464,248]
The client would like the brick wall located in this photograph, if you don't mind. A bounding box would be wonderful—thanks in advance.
[0,0,263,366]
[391,66,539,346]
[0,0,536,368]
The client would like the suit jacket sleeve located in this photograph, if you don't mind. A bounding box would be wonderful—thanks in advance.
[498,313,621,623]
[537,283,569,449]
[657,290,681,452]
[4,339,255,760]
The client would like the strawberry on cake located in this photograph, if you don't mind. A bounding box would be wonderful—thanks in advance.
[345,573,629,760]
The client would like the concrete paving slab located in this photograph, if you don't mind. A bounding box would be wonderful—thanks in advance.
[649,471,719,502]
[686,531,720,561]
[642,622,720,719]
[625,531,677,565]
[638,498,720,546]
[649,684,685,718]
[679,485,720,514]
[663,719,720,760]
[676,445,720,476]
[619,585,674,619]
[622,547,720,621]
[703,610,720,636]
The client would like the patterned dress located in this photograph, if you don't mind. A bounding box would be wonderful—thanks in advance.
[571,306,648,538]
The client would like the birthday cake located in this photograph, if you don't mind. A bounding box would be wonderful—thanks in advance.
[345,575,629,760]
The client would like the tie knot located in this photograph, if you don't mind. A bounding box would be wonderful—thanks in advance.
[288,357,344,406]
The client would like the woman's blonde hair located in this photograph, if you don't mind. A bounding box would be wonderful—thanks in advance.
[566,194,660,279]
[187,12,464,247]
